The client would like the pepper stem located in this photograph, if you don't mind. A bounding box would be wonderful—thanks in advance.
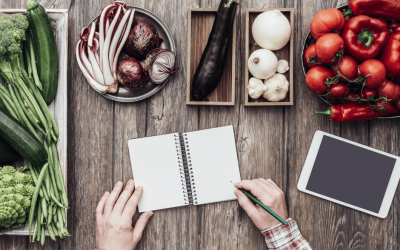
[314,108,333,118]
[359,29,374,49]
[343,9,353,17]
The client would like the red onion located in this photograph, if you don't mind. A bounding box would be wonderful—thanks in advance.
[124,18,160,60]
[117,57,146,90]
[141,49,178,84]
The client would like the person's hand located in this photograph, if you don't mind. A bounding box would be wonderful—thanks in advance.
[234,178,288,231]
[96,180,154,250]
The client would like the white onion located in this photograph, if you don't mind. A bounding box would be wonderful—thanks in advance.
[252,10,291,51]
[248,49,278,79]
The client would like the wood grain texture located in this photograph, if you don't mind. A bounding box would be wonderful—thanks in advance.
[1,0,400,249]
[187,9,236,106]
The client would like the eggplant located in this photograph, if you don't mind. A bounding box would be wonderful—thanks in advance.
[191,0,238,101]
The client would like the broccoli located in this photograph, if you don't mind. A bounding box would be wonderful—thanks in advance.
[0,166,35,230]
[0,13,29,83]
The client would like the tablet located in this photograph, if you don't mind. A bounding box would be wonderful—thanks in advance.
[297,131,400,218]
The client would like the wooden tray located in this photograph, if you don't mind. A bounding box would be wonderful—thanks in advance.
[245,8,294,106]
[0,8,68,236]
[186,8,236,106]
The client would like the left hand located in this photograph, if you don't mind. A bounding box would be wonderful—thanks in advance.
[96,180,154,250]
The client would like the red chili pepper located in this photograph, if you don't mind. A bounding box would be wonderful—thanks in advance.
[379,34,400,82]
[349,0,400,21]
[314,102,399,122]
[342,15,389,61]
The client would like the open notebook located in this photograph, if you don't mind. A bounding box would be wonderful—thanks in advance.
[128,126,241,212]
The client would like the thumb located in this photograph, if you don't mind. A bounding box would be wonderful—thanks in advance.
[235,189,259,220]
[132,211,154,242]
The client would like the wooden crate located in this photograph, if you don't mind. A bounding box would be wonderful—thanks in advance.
[245,8,294,106]
[0,8,68,236]
[186,8,236,106]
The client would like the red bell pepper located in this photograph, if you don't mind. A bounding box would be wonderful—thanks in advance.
[342,15,389,61]
[379,33,400,82]
[314,102,399,122]
[349,0,400,21]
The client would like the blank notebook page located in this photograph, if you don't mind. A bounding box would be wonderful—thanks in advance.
[128,133,186,212]
[186,126,241,205]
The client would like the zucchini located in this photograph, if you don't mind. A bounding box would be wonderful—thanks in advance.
[0,99,20,164]
[27,0,58,105]
[0,108,47,166]
[191,0,238,101]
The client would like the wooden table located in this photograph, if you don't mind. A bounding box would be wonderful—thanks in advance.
[1,0,400,249]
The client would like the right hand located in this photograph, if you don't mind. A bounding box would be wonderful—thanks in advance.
[234,178,288,231]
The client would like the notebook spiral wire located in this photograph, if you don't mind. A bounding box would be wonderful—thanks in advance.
[175,133,197,205]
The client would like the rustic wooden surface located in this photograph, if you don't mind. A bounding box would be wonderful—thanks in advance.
[1,0,400,249]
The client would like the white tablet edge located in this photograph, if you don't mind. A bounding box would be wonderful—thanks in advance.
[297,130,400,218]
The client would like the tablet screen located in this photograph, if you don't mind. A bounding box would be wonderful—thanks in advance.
[306,135,397,213]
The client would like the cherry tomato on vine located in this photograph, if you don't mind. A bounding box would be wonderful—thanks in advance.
[329,83,347,97]
[306,66,332,94]
[375,100,390,112]
[358,59,386,89]
[315,33,345,64]
[377,79,400,101]
[361,88,376,99]
[346,92,362,103]
[303,44,320,69]
[330,55,358,81]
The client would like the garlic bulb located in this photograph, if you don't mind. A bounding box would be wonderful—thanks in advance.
[277,60,289,74]
[262,74,289,102]
[248,77,268,99]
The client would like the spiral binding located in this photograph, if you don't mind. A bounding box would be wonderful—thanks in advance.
[175,133,197,205]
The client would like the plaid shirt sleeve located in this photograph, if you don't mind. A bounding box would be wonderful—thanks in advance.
[261,218,312,250]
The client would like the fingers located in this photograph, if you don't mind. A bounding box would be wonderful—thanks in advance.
[266,179,280,189]
[122,186,143,220]
[96,191,110,219]
[104,181,124,216]
[132,211,154,242]
[113,179,136,215]
[233,180,265,198]
[234,189,259,219]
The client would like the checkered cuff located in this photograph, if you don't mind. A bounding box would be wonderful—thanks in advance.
[261,218,312,250]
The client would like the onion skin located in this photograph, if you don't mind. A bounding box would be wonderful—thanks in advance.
[124,18,160,60]
[117,57,146,90]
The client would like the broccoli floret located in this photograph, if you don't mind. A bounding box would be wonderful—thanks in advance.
[0,165,16,177]
[24,184,35,198]
[14,183,26,196]
[0,14,29,56]
[1,175,15,188]
[14,172,32,185]
[0,166,35,229]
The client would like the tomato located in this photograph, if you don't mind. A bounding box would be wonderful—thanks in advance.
[330,55,358,81]
[346,92,362,102]
[329,83,346,97]
[303,44,320,69]
[310,9,345,40]
[377,79,400,101]
[344,87,351,96]
[315,33,345,64]
[361,88,376,99]
[395,98,400,110]
[358,59,386,89]
[327,97,337,104]
[306,66,332,94]
[375,100,390,112]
